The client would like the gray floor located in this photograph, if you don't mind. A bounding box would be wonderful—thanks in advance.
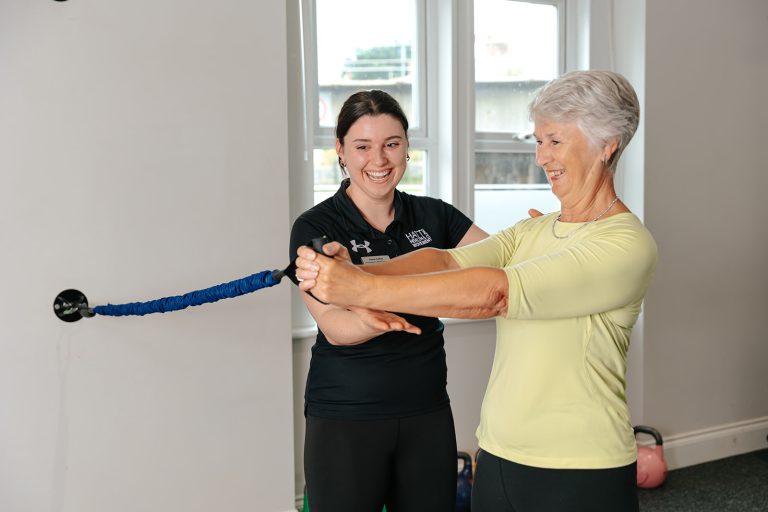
[638,449,768,511]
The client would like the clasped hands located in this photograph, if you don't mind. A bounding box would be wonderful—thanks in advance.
[296,242,421,335]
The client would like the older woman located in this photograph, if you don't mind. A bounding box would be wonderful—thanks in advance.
[296,70,657,511]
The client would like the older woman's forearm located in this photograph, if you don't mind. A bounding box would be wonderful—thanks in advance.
[355,267,509,319]
[296,244,507,317]
[361,247,458,276]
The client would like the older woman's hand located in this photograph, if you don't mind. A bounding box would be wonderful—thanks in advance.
[295,241,370,306]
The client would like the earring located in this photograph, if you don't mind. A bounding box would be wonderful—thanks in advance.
[338,157,346,169]
[406,154,410,162]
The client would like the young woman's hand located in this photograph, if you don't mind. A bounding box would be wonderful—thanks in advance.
[348,306,421,335]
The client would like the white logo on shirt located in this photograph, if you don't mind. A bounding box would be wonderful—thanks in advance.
[349,239,372,254]
[405,229,432,248]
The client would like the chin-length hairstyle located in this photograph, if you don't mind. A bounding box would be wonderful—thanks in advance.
[529,70,640,174]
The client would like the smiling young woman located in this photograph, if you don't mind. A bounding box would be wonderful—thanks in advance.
[290,90,487,512]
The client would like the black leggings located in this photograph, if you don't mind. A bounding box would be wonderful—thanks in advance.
[304,407,456,512]
[472,449,639,512]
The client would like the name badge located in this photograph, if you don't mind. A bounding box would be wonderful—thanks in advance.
[360,255,391,264]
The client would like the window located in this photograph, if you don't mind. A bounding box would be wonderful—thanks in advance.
[473,0,563,234]
[298,0,567,224]
[310,0,427,204]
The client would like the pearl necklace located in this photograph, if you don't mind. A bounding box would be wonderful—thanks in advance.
[551,197,619,240]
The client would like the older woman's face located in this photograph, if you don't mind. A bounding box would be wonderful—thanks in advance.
[533,117,605,204]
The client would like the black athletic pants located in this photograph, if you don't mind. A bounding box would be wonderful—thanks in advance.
[304,406,457,512]
[472,449,639,512]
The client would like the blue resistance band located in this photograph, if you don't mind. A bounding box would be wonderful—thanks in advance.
[53,236,328,322]
[92,270,280,317]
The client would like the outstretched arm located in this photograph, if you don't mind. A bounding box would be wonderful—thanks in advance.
[296,242,509,319]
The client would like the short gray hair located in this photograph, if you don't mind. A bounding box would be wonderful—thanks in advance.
[529,70,640,172]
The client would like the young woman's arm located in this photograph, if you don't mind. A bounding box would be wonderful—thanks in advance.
[300,291,420,346]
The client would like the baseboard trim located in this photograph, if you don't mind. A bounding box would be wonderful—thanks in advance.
[658,416,768,470]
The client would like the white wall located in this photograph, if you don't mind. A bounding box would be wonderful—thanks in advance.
[643,0,768,466]
[0,1,296,511]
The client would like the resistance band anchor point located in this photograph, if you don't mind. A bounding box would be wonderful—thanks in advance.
[53,289,93,322]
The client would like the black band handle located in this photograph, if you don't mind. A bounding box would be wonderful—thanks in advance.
[309,236,330,254]
[276,236,330,304]
[634,425,664,445]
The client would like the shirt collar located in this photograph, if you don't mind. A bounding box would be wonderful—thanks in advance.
[331,179,406,235]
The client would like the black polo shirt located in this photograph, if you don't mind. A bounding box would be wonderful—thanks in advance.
[290,179,473,420]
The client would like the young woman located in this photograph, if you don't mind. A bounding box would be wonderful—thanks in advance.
[290,90,487,512]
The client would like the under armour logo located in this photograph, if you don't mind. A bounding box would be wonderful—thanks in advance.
[349,239,372,254]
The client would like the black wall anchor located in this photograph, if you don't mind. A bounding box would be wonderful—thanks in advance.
[53,289,94,322]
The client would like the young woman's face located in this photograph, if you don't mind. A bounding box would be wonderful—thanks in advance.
[337,114,408,204]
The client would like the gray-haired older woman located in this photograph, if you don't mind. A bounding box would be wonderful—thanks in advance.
[295,70,657,512]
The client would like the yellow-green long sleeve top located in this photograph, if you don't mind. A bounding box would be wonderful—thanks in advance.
[448,212,657,469]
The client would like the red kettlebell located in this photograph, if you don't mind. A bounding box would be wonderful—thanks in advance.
[634,425,668,489]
